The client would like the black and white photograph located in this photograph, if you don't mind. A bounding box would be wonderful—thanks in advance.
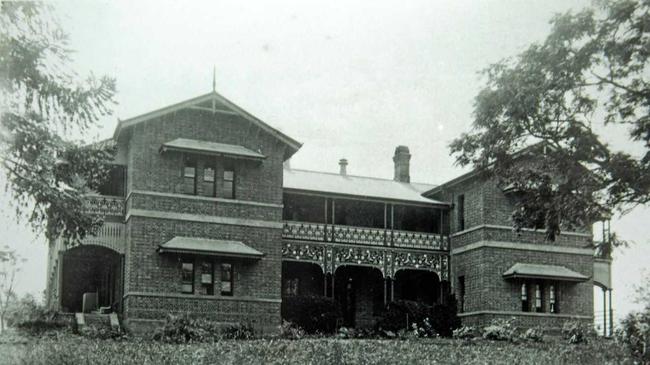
[0,0,649,363]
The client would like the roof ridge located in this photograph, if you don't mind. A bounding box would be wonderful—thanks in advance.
[285,167,437,187]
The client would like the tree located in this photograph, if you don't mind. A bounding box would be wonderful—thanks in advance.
[0,247,23,333]
[450,0,650,240]
[0,2,116,242]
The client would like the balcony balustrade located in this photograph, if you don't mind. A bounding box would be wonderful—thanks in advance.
[282,221,448,251]
[79,222,126,254]
[82,195,125,217]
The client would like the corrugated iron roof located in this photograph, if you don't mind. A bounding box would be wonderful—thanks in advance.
[283,168,448,206]
[160,138,266,160]
[158,236,263,259]
[502,263,588,282]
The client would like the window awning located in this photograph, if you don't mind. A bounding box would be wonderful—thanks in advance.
[502,263,588,282]
[159,138,266,160]
[157,236,264,259]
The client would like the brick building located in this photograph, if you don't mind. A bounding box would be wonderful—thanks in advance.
[45,91,612,333]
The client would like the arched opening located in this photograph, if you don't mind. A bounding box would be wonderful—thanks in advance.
[281,261,325,297]
[60,245,123,313]
[334,265,384,328]
[394,269,440,306]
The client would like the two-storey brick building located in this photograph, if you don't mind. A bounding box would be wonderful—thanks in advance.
[45,91,611,333]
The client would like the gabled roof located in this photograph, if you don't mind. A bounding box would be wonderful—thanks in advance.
[160,138,266,161]
[113,91,302,159]
[283,167,449,206]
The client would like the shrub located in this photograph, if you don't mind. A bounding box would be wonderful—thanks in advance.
[521,327,544,342]
[452,326,477,339]
[79,325,127,340]
[221,323,255,340]
[152,314,220,343]
[6,295,72,336]
[411,317,438,338]
[482,317,517,341]
[429,296,462,337]
[617,310,650,360]
[375,300,430,332]
[281,295,341,334]
[376,297,460,338]
[279,320,305,340]
[561,320,593,344]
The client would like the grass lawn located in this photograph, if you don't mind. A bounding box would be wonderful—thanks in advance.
[0,332,634,365]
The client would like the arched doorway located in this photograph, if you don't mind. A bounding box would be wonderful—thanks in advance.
[334,265,384,328]
[281,261,325,297]
[394,269,440,306]
[60,245,123,313]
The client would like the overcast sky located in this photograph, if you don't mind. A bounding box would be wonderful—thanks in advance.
[2,0,648,324]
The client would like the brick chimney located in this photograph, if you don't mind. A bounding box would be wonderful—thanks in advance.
[339,158,348,175]
[393,146,411,182]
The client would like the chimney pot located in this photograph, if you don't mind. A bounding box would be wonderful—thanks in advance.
[339,158,348,175]
[393,146,411,182]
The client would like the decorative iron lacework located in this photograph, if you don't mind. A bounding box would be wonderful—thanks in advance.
[281,242,325,270]
[282,221,449,251]
[332,225,385,246]
[333,247,386,275]
[281,241,449,279]
[391,251,446,279]
[83,195,125,216]
[282,221,326,241]
[392,229,446,250]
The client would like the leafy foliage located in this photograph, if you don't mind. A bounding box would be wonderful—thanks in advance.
[617,309,650,360]
[281,295,341,334]
[221,323,255,340]
[521,327,545,342]
[0,247,24,333]
[482,317,518,341]
[0,2,116,242]
[450,0,650,240]
[4,333,635,364]
[561,320,594,344]
[375,298,461,338]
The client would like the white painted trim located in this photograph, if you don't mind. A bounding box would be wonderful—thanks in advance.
[451,224,591,238]
[123,291,282,303]
[126,209,283,229]
[451,240,594,256]
[127,190,283,208]
[459,310,591,319]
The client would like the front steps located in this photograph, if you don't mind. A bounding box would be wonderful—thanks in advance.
[75,312,121,332]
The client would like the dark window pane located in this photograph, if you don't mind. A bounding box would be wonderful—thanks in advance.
[201,262,214,296]
[182,261,194,294]
[183,157,197,195]
[221,263,233,296]
[203,166,215,197]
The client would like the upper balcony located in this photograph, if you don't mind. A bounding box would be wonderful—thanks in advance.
[82,194,125,217]
[282,192,450,251]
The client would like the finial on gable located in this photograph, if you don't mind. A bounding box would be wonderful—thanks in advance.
[212,66,216,92]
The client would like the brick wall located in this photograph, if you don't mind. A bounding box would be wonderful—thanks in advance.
[432,172,595,330]
[118,107,288,332]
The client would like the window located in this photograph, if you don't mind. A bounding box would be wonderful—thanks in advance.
[458,276,466,313]
[202,164,216,197]
[550,284,558,313]
[181,260,194,294]
[222,168,235,199]
[521,283,529,312]
[220,263,233,296]
[457,194,465,231]
[201,262,214,295]
[535,284,543,312]
[183,156,197,195]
